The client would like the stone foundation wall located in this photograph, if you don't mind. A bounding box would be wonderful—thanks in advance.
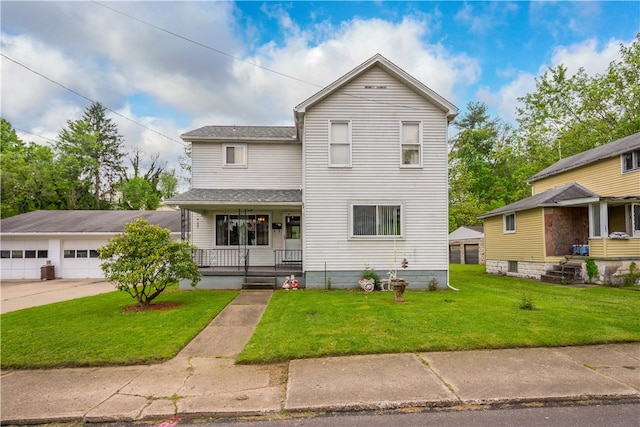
[485,260,554,280]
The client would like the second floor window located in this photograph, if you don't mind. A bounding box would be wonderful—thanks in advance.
[622,149,640,173]
[401,122,422,167]
[329,121,351,167]
[224,144,246,167]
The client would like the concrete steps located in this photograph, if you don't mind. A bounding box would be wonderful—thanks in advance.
[242,276,277,290]
[541,263,582,285]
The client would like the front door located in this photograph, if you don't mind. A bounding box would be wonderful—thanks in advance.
[285,215,301,260]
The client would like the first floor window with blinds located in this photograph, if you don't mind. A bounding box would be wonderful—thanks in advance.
[352,204,402,237]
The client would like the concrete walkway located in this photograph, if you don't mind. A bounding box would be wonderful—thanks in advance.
[1,290,639,424]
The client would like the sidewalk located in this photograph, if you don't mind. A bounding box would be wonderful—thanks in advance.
[1,290,639,424]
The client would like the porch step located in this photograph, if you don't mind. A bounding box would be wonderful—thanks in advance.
[242,276,277,290]
[541,263,582,285]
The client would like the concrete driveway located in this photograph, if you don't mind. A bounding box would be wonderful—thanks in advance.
[1,279,115,314]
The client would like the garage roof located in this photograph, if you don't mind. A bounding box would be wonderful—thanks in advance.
[0,210,181,234]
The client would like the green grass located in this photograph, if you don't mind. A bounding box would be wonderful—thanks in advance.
[1,286,238,369]
[237,265,640,363]
[3,265,639,369]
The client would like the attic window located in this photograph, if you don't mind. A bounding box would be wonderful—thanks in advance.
[364,85,387,89]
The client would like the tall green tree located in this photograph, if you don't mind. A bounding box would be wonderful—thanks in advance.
[118,149,178,209]
[448,102,524,231]
[516,33,640,178]
[0,119,62,217]
[57,102,125,209]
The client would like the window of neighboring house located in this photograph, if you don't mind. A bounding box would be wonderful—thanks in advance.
[215,214,270,246]
[352,204,402,237]
[223,144,247,167]
[329,121,351,167]
[503,213,516,233]
[590,203,602,237]
[401,122,422,167]
[64,250,76,258]
[508,261,518,273]
[622,149,640,173]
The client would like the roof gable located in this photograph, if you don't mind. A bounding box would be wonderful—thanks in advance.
[528,132,640,183]
[478,182,599,219]
[294,53,458,122]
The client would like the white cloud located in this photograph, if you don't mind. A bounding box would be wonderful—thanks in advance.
[479,37,630,122]
[550,38,624,76]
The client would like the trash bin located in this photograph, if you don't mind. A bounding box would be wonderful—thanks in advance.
[40,264,55,280]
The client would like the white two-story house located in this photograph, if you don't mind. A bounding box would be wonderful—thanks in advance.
[168,54,458,289]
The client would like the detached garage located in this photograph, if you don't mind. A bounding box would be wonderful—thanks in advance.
[449,226,485,265]
[0,210,181,280]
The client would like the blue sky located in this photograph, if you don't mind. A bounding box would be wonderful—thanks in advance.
[2,1,638,184]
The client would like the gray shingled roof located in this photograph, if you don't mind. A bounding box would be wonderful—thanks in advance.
[0,210,181,234]
[478,182,598,219]
[166,188,302,204]
[528,132,640,182]
[181,126,298,142]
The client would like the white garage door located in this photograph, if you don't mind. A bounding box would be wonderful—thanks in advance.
[60,240,106,278]
[0,242,49,280]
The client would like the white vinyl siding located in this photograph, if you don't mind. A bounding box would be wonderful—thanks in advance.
[302,66,450,272]
[401,122,422,167]
[329,121,351,167]
[192,142,302,189]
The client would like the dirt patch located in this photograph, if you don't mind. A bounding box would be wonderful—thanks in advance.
[122,302,183,312]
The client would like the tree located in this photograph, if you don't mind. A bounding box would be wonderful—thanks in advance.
[99,218,200,306]
[0,119,63,217]
[516,34,640,177]
[119,177,160,210]
[57,102,125,209]
[448,102,524,231]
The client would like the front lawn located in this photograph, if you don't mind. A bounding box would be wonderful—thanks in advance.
[237,265,640,363]
[1,286,238,369]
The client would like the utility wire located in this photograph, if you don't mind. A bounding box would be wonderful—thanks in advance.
[91,0,324,90]
[91,1,455,114]
[1,53,186,147]
[14,127,57,146]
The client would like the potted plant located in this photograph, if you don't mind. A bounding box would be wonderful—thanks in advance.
[359,264,380,292]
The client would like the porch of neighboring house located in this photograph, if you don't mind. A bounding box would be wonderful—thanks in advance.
[541,201,640,284]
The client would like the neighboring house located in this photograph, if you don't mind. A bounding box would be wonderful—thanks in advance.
[478,132,640,283]
[168,54,458,289]
[0,210,181,280]
[448,226,484,265]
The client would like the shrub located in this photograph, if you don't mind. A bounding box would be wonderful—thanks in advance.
[520,293,535,310]
[585,258,599,284]
[362,264,380,286]
[99,218,200,306]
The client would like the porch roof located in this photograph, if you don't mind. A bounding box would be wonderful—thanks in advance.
[166,188,302,206]
[478,182,598,219]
